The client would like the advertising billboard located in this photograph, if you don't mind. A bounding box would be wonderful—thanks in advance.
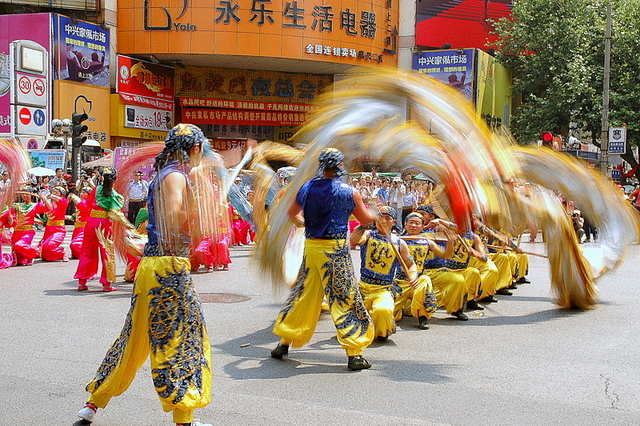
[412,49,474,100]
[52,14,110,87]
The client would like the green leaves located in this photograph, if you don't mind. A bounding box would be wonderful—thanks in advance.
[492,0,640,148]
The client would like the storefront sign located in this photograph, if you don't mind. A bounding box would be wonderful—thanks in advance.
[125,104,172,132]
[53,14,110,87]
[117,55,174,111]
[183,108,306,126]
[179,97,316,112]
[119,0,398,67]
[177,66,330,104]
[210,139,247,151]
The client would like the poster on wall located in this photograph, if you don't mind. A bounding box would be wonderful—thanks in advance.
[412,49,474,100]
[52,14,110,87]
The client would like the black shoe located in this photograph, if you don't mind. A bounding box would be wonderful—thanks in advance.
[508,283,518,290]
[347,355,372,371]
[376,335,389,342]
[496,288,513,296]
[452,309,468,321]
[517,277,531,284]
[270,343,289,359]
[479,295,498,303]
[466,299,484,310]
[418,316,429,329]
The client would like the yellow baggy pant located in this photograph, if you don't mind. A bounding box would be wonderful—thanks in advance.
[423,268,469,314]
[360,281,396,338]
[394,275,438,321]
[469,258,499,298]
[85,256,211,424]
[273,239,374,356]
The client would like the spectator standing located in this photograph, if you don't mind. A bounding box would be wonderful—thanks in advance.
[49,168,68,189]
[125,170,149,224]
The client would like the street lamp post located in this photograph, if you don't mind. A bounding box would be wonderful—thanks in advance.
[599,3,612,176]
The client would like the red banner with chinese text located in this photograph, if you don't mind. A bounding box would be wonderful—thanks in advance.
[182,108,307,126]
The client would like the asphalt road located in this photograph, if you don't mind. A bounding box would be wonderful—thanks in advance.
[1,232,638,425]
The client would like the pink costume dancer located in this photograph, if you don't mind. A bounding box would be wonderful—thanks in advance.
[74,168,123,292]
[191,235,216,272]
[231,204,253,245]
[40,187,70,261]
[70,188,92,259]
[0,209,16,269]
[1,190,47,266]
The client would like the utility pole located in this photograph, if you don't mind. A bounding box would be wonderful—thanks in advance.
[599,3,612,176]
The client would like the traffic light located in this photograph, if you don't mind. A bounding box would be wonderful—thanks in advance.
[71,112,88,148]
[541,132,554,147]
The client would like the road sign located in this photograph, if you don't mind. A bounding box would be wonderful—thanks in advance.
[611,169,621,180]
[609,127,627,155]
[14,105,47,136]
[14,72,48,108]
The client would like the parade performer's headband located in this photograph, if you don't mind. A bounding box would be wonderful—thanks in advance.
[316,147,347,177]
[154,123,207,170]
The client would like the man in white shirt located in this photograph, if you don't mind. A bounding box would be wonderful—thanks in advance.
[125,170,149,223]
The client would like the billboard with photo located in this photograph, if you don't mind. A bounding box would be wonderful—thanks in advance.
[412,49,474,100]
[52,14,110,87]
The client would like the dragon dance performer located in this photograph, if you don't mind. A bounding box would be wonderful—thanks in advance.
[69,187,93,259]
[395,212,455,329]
[350,206,417,341]
[77,124,212,426]
[74,168,123,292]
[39,186,69,262]
[270,147,377,371]
[0,188,48,266]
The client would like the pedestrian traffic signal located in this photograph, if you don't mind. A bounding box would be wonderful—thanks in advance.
[541,132,554,147]
[71,112,88,148]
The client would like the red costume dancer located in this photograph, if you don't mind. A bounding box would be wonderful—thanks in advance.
[74,168,124,291]
[40,187,70,261]
[1,190,47,266]
[70,188,92,259]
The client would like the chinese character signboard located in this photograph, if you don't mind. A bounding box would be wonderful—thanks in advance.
[118,0,398,67]
[52,14,110,87]
[116,55,174,110]
[28,149,67,170]
[413,49,474,100]
[177,66,329,126]
[608,127,626,155]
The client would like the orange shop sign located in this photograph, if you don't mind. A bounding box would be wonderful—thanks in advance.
[119,0,398,66]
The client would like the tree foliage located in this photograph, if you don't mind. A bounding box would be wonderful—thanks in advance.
[493,0,640,172]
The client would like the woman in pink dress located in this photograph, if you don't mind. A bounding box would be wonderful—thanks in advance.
[40,186,70,261]
[0,189,48,266]
[69,187,92,259]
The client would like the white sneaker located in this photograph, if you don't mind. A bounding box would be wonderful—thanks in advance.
[78,403,97,422]
[190,422,213,426]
